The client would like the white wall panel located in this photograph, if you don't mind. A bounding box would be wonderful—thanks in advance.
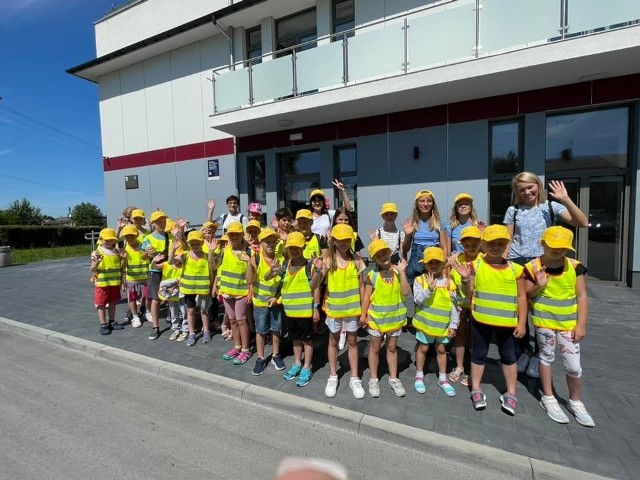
[120,63,148,154]
[175,160,209,222]
[144,53,175,150]
[200,36,235,142]
[149,163,180,219]
[204,153,238,206]
[98,72,124,157]
[171,43,205,146]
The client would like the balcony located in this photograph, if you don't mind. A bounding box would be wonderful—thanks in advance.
[211,0,640,136]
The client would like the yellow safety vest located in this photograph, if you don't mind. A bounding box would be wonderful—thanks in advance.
[281,261,314,318]
[413,276,453,337]
[472,257,522,328]
[526,258,578,331]
[253,254,283,308]
[218,246,249,297]
[303,234,322,260]
[367,269,407,333]
[180,253,210,295]
[95,247,121,287]
[125,245,148,282]
[159,263,182,302]
[449,253,475,308]
[324,260,362,318]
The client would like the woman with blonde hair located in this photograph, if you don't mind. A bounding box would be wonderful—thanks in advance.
[446,193,482,254]
[402,189,447,287]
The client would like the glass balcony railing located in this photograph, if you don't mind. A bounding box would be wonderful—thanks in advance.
[212,0,640,114]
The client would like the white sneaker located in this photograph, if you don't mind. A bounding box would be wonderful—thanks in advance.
[388,378,406,397]
[527,356,540,378]
[325,375,339,398]
[131,315,142,328]
[516,353,530,373]
[567,400,595,427]
[145,312,153,323]
[368,379,381,398]
[540,396,569,424]
[349,377,365,399]
[338,330,347,350]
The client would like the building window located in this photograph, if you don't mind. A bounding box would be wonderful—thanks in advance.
[334,145,357,225]
[125,175,139,190]
[333,0,355,38]
[248,156,266,222]
[546,107,629,172]
[276,8,317,55]
[488,119,523,224]
[246,26,262,65]
[279,149,321,214]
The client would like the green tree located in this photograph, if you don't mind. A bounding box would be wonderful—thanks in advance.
[4,199,43,225]
[71,202,105,226]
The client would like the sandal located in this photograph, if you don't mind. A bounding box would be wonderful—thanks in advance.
[221,326,233,341]
[448,367,464,383]
[460,374,469,387]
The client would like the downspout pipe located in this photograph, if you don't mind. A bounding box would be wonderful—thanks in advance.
[212,15,235,69]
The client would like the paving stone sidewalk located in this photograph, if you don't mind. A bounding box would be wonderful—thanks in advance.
[1,257,639,479]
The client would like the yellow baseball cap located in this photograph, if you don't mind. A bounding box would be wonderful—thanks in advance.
[368,239,390,258]
[150,210,167,222]
[460,225,482,240]
[202,221,218,230]
[541,226,575,251]
[380,202,398,215]
[285,231,306,249]
[131,209,145,219]
[331,224,353,241]
[164,218,175,233]
[226,222,244,234]
[419,246,445,264]
[220,234,229,242]
[187,231,204,243]
[481,224,511,242]
[296,209,313,220]
[246,219,261,232]
[310,189,325,199]
[121,225,138,237]
[455,193,473,203]
[99,228,118,242]
[414,189,433,201]
[259,228,279,242]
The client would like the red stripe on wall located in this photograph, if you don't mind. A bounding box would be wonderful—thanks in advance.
[103,138,234,172]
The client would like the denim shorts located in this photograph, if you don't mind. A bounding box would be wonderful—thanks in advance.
[416,330,450,345]
[253,305,284,335]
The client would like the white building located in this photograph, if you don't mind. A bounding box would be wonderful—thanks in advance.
[69,0,640,286]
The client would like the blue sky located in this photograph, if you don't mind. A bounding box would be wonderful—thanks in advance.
[0,0,121,217]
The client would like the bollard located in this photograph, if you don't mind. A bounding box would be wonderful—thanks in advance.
[0,246,12,267]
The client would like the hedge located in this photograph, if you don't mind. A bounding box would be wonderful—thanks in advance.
[0,226,104,249]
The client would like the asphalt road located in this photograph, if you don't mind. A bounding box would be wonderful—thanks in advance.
[0,332,519,480]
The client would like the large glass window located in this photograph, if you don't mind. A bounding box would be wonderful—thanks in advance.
[276,8,317,54]
[246,27,262,65]
[488,119,523,224]
[334,145,357,226]
[279,150,321,213]
[333,0,355,38]
[248,155,267,223]
[546,107,629,172]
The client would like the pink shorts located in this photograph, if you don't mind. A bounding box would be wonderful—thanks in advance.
[127,283,148,302]
[94,286,121,308]
[223,296,248,320]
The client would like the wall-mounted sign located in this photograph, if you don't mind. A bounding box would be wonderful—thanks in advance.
[208,159,220,180]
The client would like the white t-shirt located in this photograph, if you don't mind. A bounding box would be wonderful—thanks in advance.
[377,227,405,256]
[216,212,248,232]
[311,210,335,236]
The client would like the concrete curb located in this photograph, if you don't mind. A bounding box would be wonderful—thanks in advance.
[0,317,612,480]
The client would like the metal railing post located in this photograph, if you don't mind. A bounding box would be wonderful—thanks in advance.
[402,18,409,73]
[560,0,568,39]
[212,73,217,114]
[292,51,298,96]
[342,33,349,85]
[248,62,254,105]
[474,0,482,58]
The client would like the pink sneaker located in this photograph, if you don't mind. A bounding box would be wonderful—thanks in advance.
[233,350,252,365]
[222,347,241,360]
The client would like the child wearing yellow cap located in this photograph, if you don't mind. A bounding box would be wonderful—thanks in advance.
[360,239,411,398]
[447,225,482,387]
[90,228,126,335]
[159,251,188,341]
[523,226,594,427]
[368,202,405,265]
[294,209,328,260]
[312,223,367,399]
[412,246,459,397]
[121,224,149,328]
[453,224,527,415]
[445,193,482,255]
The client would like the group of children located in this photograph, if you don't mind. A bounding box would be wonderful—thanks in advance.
[91,177,594,427]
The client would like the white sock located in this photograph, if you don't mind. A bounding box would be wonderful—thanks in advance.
[438,373,447,382]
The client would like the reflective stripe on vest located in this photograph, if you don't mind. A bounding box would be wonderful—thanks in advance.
[218,247,249,296]
[367,270,407,333]
[253,255,282,307]
[471,257,520,328]
[413,277,451,337]
[95,248,121,287]
[527,258,578,331]
[180,254,210,295]
[125,246,148,282]
[325,261,361,318]
[281,262,313,318]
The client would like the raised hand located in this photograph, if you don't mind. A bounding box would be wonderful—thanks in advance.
[534,267,549,289]
[171,224,181,237]
[368,228,379,241]
[237,250,251,262]
[312,255,325,272]
[332,178,345,191]
[117,218,127,228]
[402,217,414,235]
[451,260,473,280]
[176,216,187,229]
[426,272,437,290]
[548,180,570,203]
[207,237,218,252]
[395,258,408,273]
[207,199,215,210]
[269,258,282,273]
[446,252,460,268]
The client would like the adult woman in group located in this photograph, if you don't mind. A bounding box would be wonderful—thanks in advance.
[503,171,588,377]
[309,179,352,237]
[402,189,447,287]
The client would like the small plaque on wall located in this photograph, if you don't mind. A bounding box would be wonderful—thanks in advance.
[125,175,139,190]
[208,159,220,180]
